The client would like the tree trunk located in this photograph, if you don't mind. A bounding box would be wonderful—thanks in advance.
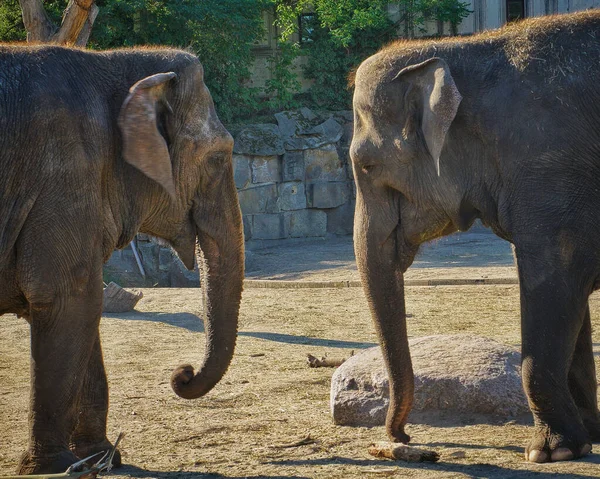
[19,0,98,46]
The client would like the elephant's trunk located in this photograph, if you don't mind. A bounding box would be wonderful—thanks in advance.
[354,188,417,443]
[170,167,244,399]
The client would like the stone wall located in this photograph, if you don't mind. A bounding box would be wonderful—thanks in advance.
[232,108,355,243]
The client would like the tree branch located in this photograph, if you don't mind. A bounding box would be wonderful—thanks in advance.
[19,0,57,42]
[74,3,99,47]
[53,0,96,45]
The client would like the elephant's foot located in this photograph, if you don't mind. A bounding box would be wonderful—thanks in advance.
[580,409,600,442]
[18,449,79,475]
[386,420,411,444]
[71,438,122,468]
[525,423,592,462]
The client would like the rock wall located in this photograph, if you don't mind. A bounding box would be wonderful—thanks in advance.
[232,108,355,242]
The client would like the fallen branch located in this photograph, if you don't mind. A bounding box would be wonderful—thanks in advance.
[306,351,353,368]
[272,434,317,449]
[2,433,124,479]
[368,442,440,463]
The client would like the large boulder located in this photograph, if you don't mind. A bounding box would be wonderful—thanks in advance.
[331,335,528,427]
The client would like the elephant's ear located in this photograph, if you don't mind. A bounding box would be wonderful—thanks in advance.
[118,72,178,199]
[394,58,462,176]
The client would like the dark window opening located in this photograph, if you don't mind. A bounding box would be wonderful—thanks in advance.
[507,0,525,22]
[299,13,316,44]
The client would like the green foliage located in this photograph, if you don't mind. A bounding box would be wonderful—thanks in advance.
[91,0,267,122]
[0,0,65,42]
[0,0,26,42]
[264,41,301,111]
[302,11,394,109]
[273,0,395,109]
[411,0,472,35]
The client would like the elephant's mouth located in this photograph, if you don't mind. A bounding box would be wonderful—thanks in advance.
[170,221,197,270]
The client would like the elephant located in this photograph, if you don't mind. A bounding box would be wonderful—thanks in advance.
[350,11,600,463]
[0,45,244,474]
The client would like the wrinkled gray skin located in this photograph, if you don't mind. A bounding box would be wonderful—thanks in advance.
[0,45,244,474]
[351,11,600,463]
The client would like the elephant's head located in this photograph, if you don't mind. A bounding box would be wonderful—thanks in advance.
[350,56,462,442]
[117,55,244,399]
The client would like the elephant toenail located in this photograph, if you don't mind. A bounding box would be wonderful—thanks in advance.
[580,444,592,456]
[550,448,574,461]
[527,450,549,463]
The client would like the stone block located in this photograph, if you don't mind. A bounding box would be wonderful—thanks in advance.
[282,151,304,182]
[252,155,281,183]
[237,183,278,215]
[307,182,349,209]
[275,108,318,140]
[233,124,284,156]
[326,199,355,235]
[252,213,289,240]
[284,118,344,150]
[331,335,528,427]
[278,182,306,211]
[304,144,346,182]
[340,122,354,147]
[233,155,251,189]
[243,215,252,241]
[287,209,327,238]
[169,255,200,287]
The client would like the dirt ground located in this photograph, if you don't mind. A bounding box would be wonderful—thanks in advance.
[1,277,600,478]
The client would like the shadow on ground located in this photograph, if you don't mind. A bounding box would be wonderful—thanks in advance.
[114,465,310,479]
[266,455,600,479]
[107,312,374,349]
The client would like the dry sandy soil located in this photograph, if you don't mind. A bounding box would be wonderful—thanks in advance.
[1,277,600,478]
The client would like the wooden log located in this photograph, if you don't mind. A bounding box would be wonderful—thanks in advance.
[306,352,352,368]
[368,442,440,463]
[102,282,143,313]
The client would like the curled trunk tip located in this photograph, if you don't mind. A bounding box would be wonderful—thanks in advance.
[170,363,224,399]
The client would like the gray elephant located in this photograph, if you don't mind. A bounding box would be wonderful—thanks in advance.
[0,45,244,473]
[350,11,600,463]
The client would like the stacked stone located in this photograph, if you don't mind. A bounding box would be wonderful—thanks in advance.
[233,108,355,241]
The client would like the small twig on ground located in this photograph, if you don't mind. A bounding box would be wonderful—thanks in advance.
[368,442,440,463]
[1,433,124,479]
[272,434,317,449]
[306,351,353,368]
[249,353,266,357]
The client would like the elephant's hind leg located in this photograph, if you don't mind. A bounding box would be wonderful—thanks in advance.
[568,304,600,441]
[70,336,122,467]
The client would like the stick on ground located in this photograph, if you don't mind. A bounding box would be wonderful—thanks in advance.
[368,442,440,463]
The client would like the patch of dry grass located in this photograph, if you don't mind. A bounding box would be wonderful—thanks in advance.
[1,285,599,478]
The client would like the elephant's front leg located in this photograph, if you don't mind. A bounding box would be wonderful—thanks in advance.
[568,304,600,441]
[70,336,122,468]
[517,249,593,463]
[18,286,103,474]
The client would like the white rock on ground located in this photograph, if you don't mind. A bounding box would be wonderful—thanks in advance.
[331,335,528,427]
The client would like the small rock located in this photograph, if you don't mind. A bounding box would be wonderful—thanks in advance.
[102,282,143,313]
